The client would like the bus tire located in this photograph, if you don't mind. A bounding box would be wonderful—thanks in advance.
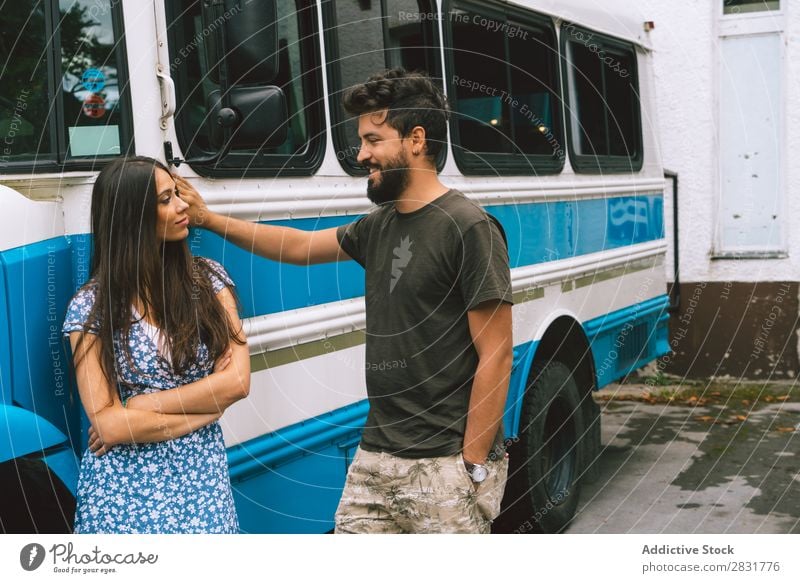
[0,457,75,533]
[502,361,585,533]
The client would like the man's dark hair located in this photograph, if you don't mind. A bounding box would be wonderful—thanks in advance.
[342,68,449,162]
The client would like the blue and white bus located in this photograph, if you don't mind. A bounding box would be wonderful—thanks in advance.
[0,0,669,533]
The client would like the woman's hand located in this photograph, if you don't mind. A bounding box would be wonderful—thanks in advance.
[173,174,209,227]
[88,425,110,457]
[214,347,233,373]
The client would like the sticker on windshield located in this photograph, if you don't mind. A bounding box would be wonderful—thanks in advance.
[81,68,105,93]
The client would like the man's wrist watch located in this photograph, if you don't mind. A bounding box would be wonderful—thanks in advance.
[463,460,489,483]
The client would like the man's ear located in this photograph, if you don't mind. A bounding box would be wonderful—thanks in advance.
[409,125,427,157]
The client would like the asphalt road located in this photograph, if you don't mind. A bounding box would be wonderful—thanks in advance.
[567,381,800,534]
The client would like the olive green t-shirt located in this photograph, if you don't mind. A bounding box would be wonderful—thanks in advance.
[336,189,513,458]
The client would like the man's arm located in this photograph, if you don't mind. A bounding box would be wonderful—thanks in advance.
[175,175,350,265]
[462,300,513,465]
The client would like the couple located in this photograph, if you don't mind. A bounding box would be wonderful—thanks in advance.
[64,69,513,534]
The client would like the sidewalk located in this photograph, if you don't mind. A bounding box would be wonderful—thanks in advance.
[569,375,800,533]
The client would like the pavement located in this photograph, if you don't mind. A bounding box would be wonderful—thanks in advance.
[566,379,800,533]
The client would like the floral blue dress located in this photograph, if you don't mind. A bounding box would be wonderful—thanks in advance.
[62,258,239,534]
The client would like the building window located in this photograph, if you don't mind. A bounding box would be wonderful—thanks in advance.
[168,0,325,177]
[1,0,132,171]
[561,24,642,173]
[323,0,442,174]
[723,1,780,15]
[445,0,564,175]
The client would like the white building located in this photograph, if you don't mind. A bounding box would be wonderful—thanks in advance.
[638,0,798,379]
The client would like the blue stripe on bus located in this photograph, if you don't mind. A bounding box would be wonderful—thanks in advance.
[227,400,368,534]
[491,193,664,267]
[225,293,669,533]
[585,294,671,388]
[181,193,665,318]
[505,340,538,438]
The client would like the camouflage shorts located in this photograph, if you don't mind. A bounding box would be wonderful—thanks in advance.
[334,447,509,534]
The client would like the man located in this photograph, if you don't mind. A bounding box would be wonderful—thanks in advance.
[178,69,513,533]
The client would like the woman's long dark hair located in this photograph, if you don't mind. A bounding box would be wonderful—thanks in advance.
[74,156,244,384]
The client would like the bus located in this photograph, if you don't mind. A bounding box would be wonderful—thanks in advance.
[0,0,669,534]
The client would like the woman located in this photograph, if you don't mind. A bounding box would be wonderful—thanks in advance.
[62,156,250,533]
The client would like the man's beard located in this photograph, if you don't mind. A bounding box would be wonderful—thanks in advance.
[366,153,411,205]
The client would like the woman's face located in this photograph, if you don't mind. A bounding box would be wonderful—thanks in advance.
[154,168,190,242]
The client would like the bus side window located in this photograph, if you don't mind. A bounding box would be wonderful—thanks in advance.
[450,6,507,156]
[323,0,443,174]
[0,0,131,171]
[168,0,324,175]
[0,2,55,166]
[445,1,564,175]
[562,25,643,173]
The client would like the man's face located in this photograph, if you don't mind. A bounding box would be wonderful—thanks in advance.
[356,110,411,205]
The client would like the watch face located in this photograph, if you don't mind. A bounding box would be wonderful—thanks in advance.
[471,465,489,483]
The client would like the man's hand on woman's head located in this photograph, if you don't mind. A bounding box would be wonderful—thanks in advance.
[173,174,209,227]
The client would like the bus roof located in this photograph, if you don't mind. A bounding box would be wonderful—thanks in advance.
[517,0,654,50]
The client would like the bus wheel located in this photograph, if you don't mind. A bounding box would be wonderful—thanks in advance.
[0,457,75,533]
[500,361,585,533]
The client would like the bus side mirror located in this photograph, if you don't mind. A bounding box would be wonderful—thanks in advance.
[206,86,288,149]
[203,0,278,85]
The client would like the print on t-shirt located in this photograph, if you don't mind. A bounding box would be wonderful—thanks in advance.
[390,235,413,293]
